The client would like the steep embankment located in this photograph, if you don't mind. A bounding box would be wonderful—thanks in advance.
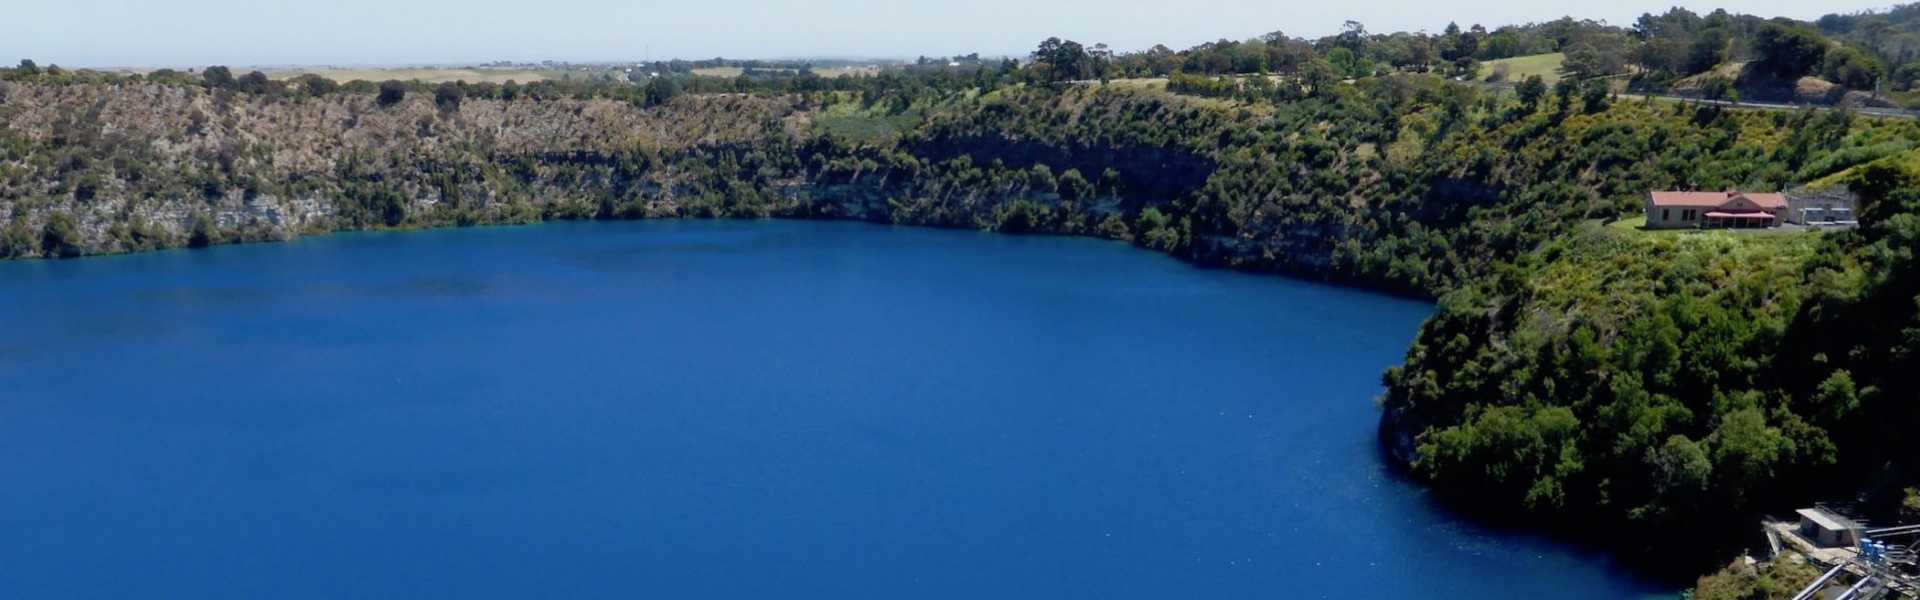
[11,79,1904,291]
[1380,182,1920,577]
[0,81,807,253]
[5,77,1919,580]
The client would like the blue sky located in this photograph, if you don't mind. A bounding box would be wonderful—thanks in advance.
[3,0,1887,67]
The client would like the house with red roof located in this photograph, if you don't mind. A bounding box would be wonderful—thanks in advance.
[1644,191,1787,229]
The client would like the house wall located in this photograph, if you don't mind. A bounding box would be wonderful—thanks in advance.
[1646,194,1792,229]
[1645,199,1706,229]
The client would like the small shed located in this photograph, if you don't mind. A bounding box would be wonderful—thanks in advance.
[1784,188,1860,227]
[1796,508,1864,547]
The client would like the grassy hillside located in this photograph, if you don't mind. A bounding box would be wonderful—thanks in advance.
[1480,53,1564,84]
[1810,146,1920,188]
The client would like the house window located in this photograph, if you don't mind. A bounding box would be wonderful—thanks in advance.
[1662,209,1671,221]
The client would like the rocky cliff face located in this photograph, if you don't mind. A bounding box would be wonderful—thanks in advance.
[4,81,1346,281]
[0,81,806,253]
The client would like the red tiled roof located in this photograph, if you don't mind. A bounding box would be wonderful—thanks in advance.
[1649,191,1786,209]
[1650,191,1735,207]
[1743,193,1787,209]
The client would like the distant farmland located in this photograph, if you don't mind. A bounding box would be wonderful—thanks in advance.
[692,65,881,78]
[265,68,556,84]
[689,67,746,78]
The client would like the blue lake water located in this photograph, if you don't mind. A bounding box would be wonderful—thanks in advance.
[0,220,1663,598]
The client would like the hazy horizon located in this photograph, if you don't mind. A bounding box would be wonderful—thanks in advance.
[4,0,1896,68]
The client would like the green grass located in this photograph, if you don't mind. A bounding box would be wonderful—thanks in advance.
[1601,216,1694,239]
[1602,215,1815,238]
[811,103,926,141]
[1605,216,1650,232]
[1809,146,1920,189]
[1480,53,1565,85]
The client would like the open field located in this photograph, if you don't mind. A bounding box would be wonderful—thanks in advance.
[820,65,883,78]
[691,65,881,78]
[1479,53,1564,84]
[265,68,555,84]
[1105,77,1170,90]
[811,100,926,140]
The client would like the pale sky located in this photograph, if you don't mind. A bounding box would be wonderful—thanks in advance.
[3,0,1891,68]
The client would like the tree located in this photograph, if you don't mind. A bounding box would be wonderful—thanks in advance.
[1684,28,1731,75]
[1640,435,1712,520]
[1327,48,1373,79]
[1820,46,1883,89]
[1516,75,1547,110]
[1708,408,1791,507]
[235,70,271,94]
[15,59,39,76]
[434,82,464,113]
[1336,21,1369,53]
[643,76,679,107]
[376,80,407,107]
[1030,37,1104,83]
[1553,77,1578,112]
[187,215,218,248]
[1751,22,1829,80]
[0,220,38,258]
[1057,168,1092,201]
[1701,76,1739,103]
[291,73,338,96]
[1298,58,1339,97]
[39,213,83,258]
[1580,79,1610,113]
[202,65,234,89]
[1811,370,1861,421]
[1845,159,1918,225]
[1450,57,1480,80]
[1563,43,1628,79]
[1893,63,1920,91]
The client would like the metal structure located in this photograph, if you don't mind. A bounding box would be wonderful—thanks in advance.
[1784,510,1920,600]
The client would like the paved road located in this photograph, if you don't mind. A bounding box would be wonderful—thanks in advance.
[1088,76,1920,120]
[1618,93,1919,119]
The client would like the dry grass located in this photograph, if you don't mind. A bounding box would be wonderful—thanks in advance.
[265,68,555,84]
[820,65,882,78]
[693,66,880,79]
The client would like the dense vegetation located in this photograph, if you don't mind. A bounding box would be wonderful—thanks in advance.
[1383,202,1920,566]
[1046,4,1920,106]
[1691,556,1826,600]
[5,3,1920,589]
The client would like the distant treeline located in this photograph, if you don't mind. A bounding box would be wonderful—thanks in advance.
[11,1,1920,106]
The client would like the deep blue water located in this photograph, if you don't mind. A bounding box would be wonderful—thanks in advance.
[0,220,1663,598]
